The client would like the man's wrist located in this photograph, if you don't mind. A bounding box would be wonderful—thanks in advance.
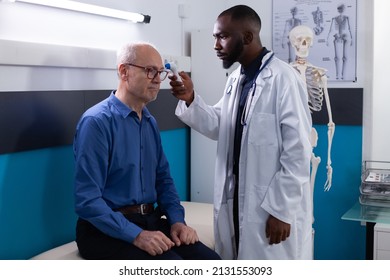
[185,92,195,107]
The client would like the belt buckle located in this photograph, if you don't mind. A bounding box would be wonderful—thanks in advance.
[140,204,148,215]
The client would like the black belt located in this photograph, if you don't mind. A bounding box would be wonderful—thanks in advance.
[116,203,154,215]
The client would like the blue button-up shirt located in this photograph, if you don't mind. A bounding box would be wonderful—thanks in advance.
[73,92,184,243]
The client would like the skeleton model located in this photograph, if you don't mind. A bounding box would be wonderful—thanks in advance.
[282,7,302,63]
[326,4,353,80]
[289,25,335,198]
[312,6,324,35]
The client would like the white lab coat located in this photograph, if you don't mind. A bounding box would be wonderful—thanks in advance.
[176,52,313,259]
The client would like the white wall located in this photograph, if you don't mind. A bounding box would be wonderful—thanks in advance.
[369,0,390,161]
[0,0,371,88]
[0,0,226,92]
[0,0,225,54]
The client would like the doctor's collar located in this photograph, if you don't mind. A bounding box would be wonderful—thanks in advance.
[240,47,270,80]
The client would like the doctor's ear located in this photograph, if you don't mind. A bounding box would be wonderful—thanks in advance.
[243,31,254,45]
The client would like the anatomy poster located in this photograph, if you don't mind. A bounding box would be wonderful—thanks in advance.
[272,0,357,82]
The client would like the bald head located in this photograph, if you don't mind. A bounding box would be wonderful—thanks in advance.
[116,41,160,66]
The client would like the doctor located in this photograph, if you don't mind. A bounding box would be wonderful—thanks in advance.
[169,5,313,259]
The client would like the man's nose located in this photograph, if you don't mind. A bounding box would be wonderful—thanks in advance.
[214,39,221,50]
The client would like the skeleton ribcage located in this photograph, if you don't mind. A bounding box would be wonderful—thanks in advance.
[306,66,324,112]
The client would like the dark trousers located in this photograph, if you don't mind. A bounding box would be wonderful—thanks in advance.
[76,210,221,260]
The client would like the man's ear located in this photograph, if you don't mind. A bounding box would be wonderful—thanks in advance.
[243,31,253,45]
[118,64,128,80]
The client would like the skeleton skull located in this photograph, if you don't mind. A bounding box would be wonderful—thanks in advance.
[289,25,314,58]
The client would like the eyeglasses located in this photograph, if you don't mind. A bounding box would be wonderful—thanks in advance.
[125,63,169,81]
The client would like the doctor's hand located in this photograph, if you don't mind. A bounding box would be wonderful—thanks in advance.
[170,222,199,246]
[265,215,291,245]
[168,71,194,106]
[133,230,175,256]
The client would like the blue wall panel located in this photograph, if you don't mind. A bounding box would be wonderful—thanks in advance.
[0,146,77,259]
[312,124,365,260]
[160,128,190,201]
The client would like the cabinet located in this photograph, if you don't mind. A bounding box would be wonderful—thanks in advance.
[342,202,390,259]
[374,223,390,259]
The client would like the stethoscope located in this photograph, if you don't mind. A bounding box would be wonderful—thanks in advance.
[240,53,274,126]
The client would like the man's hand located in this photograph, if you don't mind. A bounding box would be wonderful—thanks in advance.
[133,230,175,256]
[265,215,291,245]
[170,222,199,246]
[169,72,195,106]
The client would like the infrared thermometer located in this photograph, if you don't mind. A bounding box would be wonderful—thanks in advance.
[165,61,182,82]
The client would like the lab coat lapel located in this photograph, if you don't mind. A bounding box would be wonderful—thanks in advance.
[226,71,245,193]
[243,62,273,128]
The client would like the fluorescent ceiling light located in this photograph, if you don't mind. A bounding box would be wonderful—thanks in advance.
[13,0,151,23]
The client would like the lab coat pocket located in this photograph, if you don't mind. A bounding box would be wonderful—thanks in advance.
[248,113,277,147]
[247,184,268,223]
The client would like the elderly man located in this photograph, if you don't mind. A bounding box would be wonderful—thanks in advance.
[73,42,220,260]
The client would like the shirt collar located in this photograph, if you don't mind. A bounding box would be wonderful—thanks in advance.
[241,47,269,81]
[110,91,152,120]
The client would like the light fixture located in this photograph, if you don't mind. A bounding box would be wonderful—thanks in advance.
[11,0,151,23]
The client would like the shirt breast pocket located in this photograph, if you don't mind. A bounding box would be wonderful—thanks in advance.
[248,113,277,147]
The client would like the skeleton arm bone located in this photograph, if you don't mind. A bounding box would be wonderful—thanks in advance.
[346,17,353,46]
[326,19,334,46]
[310,151,321,223]
[321,75,335,191]
[324,118,335,191]
[282,21,290,48]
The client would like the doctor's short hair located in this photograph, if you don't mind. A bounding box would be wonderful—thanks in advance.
[218,5,261,30]
[116,41,158,66]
